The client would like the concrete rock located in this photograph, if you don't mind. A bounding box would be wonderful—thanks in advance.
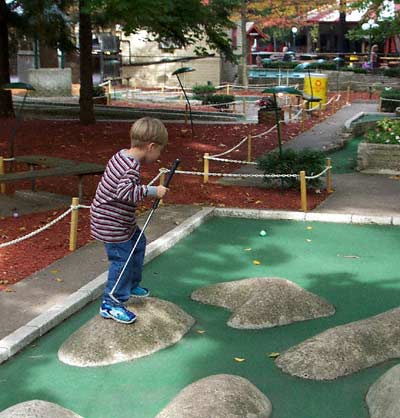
[366,364,400,418]
[191,278,335,329]
[156,374,272,418]
[0,400,82,418]
[58,297,195,367]
[276,307,400,380]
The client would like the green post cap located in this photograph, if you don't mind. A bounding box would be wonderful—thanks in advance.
[172,67,195,76]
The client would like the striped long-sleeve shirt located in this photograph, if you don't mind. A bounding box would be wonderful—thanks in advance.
[90,150,157,243]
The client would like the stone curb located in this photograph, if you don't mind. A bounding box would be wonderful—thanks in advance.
[0,207,214,365]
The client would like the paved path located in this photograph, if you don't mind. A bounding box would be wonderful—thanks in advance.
[0,205,200,339]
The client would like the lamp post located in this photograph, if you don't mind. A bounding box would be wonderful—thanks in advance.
[333,56,345,93]
[172,67,196,138]
[291,27,298,52]
[294,62,313,98]
[362,19,378,54]
[1,82,35,171]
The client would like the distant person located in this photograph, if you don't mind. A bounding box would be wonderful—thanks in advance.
[370,44,379,70]
[282,46,292,62]
[256,55,262,67]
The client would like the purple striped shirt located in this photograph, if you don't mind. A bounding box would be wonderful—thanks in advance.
[90,150,152,243]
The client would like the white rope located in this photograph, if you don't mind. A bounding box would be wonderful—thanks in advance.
[0,207,73,248]
[2,158,15,162]
[380,97,400,103]
[206,157,258,165]
[164,168,298,179]
[252,124,277,139]
[208,136,249,158]
[305,166,332,180]
[147,170,165,186]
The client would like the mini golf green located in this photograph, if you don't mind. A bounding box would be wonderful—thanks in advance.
[327,136,363,174]
[1,217,400,418]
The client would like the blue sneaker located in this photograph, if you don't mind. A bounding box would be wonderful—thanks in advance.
[99,302,137,324]
[131,286,150,298]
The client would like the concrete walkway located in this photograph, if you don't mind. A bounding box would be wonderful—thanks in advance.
[0,205,201,339]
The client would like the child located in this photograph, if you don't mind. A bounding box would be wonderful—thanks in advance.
[90,117,169,324]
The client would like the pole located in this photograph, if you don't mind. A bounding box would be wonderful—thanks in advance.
[69,197,80,251]
[177,74,194,138]
[159,171,166,205]
[203,153,209,184]
[326,158,333,194]
[300,171,307,212]
[226,84,230,95]
[243,98,247,114]
[346,84,351,104]
[0,157,5,194]
[247,134,252,162]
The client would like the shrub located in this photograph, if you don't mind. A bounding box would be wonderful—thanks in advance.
[262,60,299,69]
[383,67,400,78]
[201,94,235,106]
[192,84,216,98]
[380,88,400,112]
[257,148,326,188]
[93,85,106,97]
[365,118,400,145]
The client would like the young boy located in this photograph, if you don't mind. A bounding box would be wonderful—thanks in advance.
[90,117,169,324]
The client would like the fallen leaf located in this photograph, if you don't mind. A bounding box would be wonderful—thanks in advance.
[19,226,26,231]
[244,248,252,251]
[343,255,360,259]
[55,278,64,282]
[255,200,262,204]
[306,226,313,230]
[196,330,206,334]
[234,357,246,362]
[306,239,312,243]
[51,269,59,274]
[4,288,15,293]
[268,352,280,358]
[253,260,261,265]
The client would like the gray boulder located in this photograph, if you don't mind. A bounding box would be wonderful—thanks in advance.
[366,364,400,418]
[58,297,195,367]
[0,400,82,418]
[191,278,335,329]
[156,374,272,418]
[276,307,400,380]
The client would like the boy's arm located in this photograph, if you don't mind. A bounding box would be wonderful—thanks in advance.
[116,168,158,203]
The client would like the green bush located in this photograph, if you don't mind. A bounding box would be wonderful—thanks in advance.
[380,88,400,112]
[192,84,216,98]
[92,85,106,97]
[383,67,400,78]
[201,94,235,106]
[365,118,400,144]
[257,148,326,188]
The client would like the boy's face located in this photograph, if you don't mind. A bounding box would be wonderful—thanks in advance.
[144,143,164,163]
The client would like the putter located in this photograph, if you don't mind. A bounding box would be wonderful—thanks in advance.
[109,159,180,304]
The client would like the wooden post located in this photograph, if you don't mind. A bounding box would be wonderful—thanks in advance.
[107,80,112,105]
[0,157,5,194]
[69,197,79,251]
[247,134,252,162]
[226,84,230,95]
[318,102,322,120]
[159,171,166,205]
[300,171,307,212]
[289,101,293,121]
[161,84,165,94]
[301,105,306,130]
[326,158,333,194]
[233,101,236,113]
[203,153,209,184]
[379,97,382,112]
[346,84,351,104]
[242,98,247,114]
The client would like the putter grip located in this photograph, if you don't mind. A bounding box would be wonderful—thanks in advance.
[152,159,180,209]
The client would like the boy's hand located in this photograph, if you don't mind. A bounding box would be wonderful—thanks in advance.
[156,185,169,199]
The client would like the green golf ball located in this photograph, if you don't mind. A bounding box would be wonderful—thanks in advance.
[259,230,267,236]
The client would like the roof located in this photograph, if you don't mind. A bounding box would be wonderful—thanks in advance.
[246,22,270,40]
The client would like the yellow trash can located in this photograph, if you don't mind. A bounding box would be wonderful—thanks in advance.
[303,73,328,105]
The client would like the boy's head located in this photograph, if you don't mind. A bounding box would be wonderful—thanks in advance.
[129,117,168,163]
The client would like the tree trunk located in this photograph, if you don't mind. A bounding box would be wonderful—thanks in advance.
[0,0,14,118]
[240,0,248,88]
[337,0,346,53]
[79,0,95,124]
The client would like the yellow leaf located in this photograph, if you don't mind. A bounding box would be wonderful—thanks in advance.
[244,248,252,251]
[255,200,262,204]
[253,260,261,265]
[55,278,64,283]
[234,357,246,362]
[196,330,206,334]
[51,269,59,274]
[4,288,15,293]
[306,239,312,243]
[268,352,280,358]
[306,226,313,230]
[19,226,26,231]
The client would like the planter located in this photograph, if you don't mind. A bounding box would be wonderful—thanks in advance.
[258,109,283,125]
[357,141,400,174]
[93,96,108,105]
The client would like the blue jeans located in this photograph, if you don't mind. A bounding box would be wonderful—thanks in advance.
[103,228,146,306]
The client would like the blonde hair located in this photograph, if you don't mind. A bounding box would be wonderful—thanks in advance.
[129,117,168,147]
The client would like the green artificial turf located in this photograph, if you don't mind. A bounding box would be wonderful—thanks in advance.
[1,217,399,418]
[327,136,363,174]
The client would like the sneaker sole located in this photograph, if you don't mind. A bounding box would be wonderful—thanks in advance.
[130,291,150,298]
[99,310,137,324]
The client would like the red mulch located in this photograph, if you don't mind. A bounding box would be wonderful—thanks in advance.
[0,100,344,287]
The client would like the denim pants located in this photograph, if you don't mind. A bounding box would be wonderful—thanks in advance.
[103,228,146,306]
